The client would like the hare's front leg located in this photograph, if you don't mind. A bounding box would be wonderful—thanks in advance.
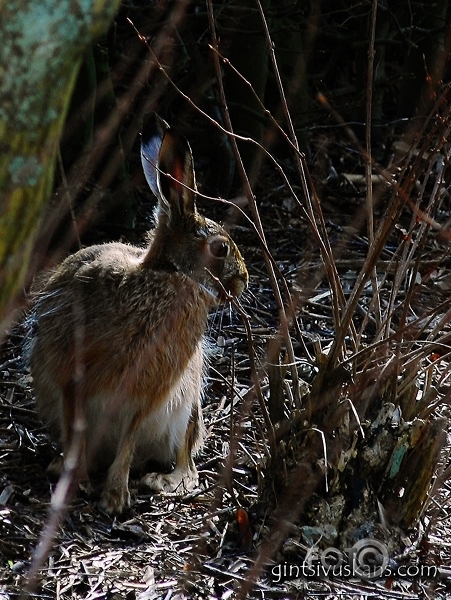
[100,412,142,514]
[141,400,202,494]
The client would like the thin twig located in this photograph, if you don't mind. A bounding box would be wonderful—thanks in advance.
[365,0,382,329]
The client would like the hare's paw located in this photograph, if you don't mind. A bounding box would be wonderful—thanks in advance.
[100,484,130,515]
[140,468,199,495]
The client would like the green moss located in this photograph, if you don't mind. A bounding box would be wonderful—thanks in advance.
[0,0,120,129]
[8,156,43,187]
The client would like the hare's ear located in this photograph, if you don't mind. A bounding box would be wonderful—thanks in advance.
[158,129,197,220]
[141,115,197,222]
[141,114,168,199]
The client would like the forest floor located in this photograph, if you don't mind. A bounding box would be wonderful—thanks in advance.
[1,145,451,599]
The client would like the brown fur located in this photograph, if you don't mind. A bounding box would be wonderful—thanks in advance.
[28,121,248,514]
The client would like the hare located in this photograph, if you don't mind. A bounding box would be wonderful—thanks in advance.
[27,116,248,514]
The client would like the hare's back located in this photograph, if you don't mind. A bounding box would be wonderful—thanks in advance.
[33,242,147,315]
[31,240,210,379]
[30,242,148,364]
[54,242,146,280]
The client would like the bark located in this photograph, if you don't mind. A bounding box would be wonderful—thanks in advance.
[0,0,120,322]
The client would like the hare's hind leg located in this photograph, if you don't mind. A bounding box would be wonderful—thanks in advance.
[141,398,203,494]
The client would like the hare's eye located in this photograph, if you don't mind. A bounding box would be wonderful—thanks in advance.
[208,237,230,259]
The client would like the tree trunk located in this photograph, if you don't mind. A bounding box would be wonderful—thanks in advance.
[0,0,120,322]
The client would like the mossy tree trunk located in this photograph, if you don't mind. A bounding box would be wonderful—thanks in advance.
[0,0,120,322]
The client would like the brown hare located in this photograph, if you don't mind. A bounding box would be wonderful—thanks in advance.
[27,116,248,514]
